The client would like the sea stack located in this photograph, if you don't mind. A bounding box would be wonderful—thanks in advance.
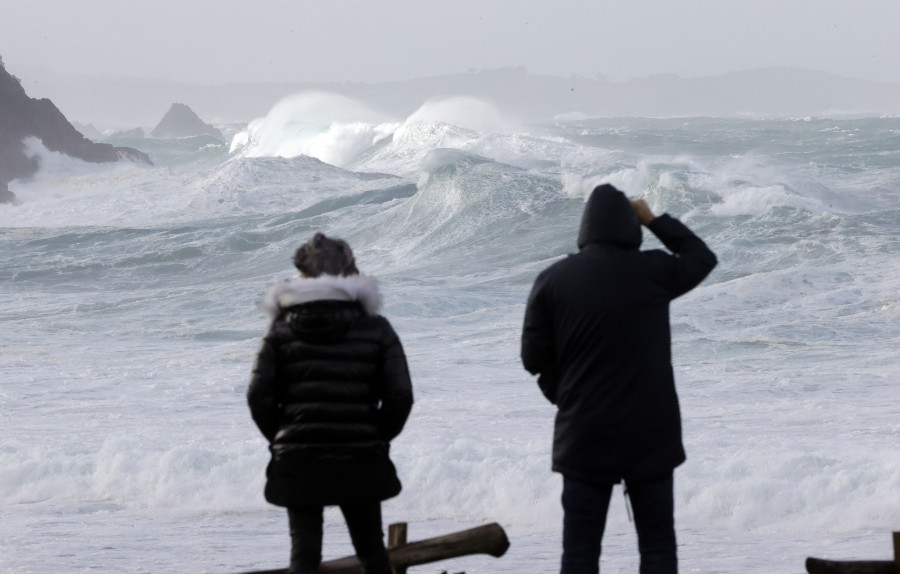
[150,103,225,140]
[0,56,151,204]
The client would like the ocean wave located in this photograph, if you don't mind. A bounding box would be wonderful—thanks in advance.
[0,435,265,512]
[3,117,900,574]
[227,91,398,167]
[348,148,571,272]
[0,150,409,228]
[229,93,523,175]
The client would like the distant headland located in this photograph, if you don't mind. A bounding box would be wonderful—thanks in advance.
[11,65,900,130]
[0,56,151,204]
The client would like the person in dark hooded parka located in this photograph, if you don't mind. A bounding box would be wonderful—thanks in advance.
[521,184,716,574]
[248,233,413,574]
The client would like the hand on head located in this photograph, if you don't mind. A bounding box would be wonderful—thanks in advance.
[630,199,656,226]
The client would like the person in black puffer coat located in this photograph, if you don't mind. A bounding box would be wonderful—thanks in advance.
[521,184,716,574]
[248,233,413,574]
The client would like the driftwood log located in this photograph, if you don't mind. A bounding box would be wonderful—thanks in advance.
[241,522,509,574]
[805,558,896,574]
[806,532,900,574]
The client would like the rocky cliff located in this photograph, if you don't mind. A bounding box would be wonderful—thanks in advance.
[150,103,224,140]
[0,58,150,204]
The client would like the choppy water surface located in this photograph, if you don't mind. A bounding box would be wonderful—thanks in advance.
[2,110,899,573]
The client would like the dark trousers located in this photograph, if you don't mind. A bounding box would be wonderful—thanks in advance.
[560,473,677,574]
[287,502,392,574]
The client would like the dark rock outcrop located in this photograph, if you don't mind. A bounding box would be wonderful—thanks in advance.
[150,103,224,140]
[1,182,14,204]
[0,58,151,203]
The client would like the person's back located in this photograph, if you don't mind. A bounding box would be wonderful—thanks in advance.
[248,233,413,574]
[260,292,409,503]
[521,184,716,573]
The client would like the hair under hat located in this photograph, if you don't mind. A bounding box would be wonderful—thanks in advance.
[292,233,359,278]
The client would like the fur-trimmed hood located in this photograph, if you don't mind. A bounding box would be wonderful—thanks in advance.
[262,274,383,319]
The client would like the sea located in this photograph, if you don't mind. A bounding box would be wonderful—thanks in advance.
[1,95,899,573]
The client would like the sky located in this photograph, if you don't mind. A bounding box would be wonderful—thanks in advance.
[2,0,900,85]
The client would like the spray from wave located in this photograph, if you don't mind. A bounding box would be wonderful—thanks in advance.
[229,92,399,168]
[229,93,520,172]
[400,96,517,135]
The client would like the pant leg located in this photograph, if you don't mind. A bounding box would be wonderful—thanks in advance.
[340,501,393,574]
[287,506,324,574]
[625,473,677,574]
[560,476,614,574]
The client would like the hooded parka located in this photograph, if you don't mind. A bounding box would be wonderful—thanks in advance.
[521,185,717,485]
[248,274,413,507]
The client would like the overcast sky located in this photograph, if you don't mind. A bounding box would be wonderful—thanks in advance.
[2,0,900,85]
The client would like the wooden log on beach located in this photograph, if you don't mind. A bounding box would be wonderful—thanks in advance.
[805,558,897,574]
[240,522,509,574]
[388,523,409,574]
[806,532,900,574]
[321,522,509,573]
[896,531,900,570]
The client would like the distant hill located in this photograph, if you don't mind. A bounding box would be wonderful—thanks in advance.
[0,58,150,204]
[11,66,900,130]
[107,127,146,140]
[345,67,900,119]
[150,103,224,140]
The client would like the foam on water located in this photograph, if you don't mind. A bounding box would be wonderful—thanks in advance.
[229,91,399,167]
[348,148,569,275]
[1,143,409,229]
[232,93,521,176]
[2,115,900,573]
[402,96,517,135]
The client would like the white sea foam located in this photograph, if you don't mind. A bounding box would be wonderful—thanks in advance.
[1,141,405,228]
[231,94,521,175]
[351,148,565,268]
[560,168,647,201]
[229,91,399,167]
[351,121,483,175]
[0,435,265,511]
[709,183,821,216]
[401,96,517,135]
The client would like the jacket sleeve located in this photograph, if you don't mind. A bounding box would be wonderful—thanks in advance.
[647,214,718,299]
[521,272,559,404]
[376,319,413,441]
[247,328,282,443]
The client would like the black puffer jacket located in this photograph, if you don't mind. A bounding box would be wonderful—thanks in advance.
[521,185,716,485]
[248,274,413,507]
